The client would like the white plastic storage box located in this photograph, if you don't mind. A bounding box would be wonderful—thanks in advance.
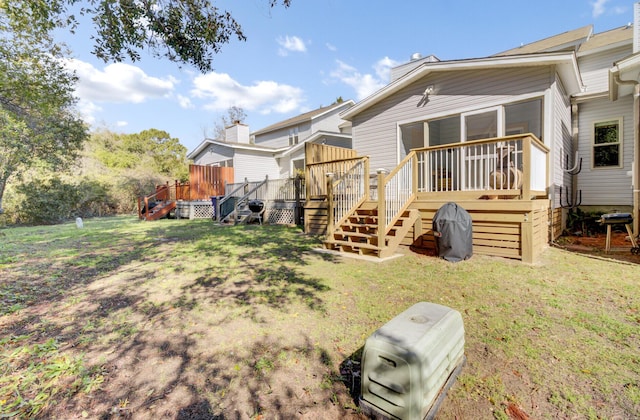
[360,302,465,420]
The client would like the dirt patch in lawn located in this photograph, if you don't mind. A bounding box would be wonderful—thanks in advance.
[555,230,640,264]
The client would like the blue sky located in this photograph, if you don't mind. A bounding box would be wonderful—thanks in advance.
[59,0,634,153]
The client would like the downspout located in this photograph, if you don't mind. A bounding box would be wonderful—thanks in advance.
[613,72,640,236]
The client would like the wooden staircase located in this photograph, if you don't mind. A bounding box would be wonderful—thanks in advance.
[142,200,176,221]
[324,202,420,258]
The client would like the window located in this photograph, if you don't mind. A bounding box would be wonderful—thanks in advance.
[593,119,622,168]
[428,116,460,146]
[505,99,542,138]
[292,158,305,177]
[400,122,424,158]
[288,127,299,146]
[465,110,498,141]
[210,159,233,167]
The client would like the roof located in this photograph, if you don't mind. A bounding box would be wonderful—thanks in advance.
[609,51,640,101]
[494,25,593,57]
[274,131,352,158]
[252,100,354,136]
[578,25,633,55]
[186,138,287,159]
[341,52,583,121]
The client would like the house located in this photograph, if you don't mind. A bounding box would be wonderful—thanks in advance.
[187,100,354,183]
[305,5,640,263]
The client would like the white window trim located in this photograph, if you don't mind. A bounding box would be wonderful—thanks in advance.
[395,97,543,164]
[592,117,623,170]
[291,157,305,177]
[461,106,503,141]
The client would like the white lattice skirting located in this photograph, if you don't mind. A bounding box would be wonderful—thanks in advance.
[176,201,213,219]
[176,200,299,224]
[266,208,295,225]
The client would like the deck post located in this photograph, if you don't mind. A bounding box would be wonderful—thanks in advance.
[411,152,418,195]
[295,175,303,227]
[522,136,532,200]
[377,169,387,249]
[521,212,534,264]
[364,158,370,200]
[326,173,335,237]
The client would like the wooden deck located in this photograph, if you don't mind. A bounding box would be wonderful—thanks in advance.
[305,135,554,263]
[405,196,549,263]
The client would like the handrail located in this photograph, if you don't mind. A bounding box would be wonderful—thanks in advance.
[306,156,368,198]
[216,178,248,221]
[379,153,416,238]
[328,157,369,233]
[220,176,269,224]
[137,184,170,220]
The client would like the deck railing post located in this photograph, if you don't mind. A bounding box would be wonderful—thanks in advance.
[377,169,387,249]
[411,152,418,195]
[522,136,532,200]
[295,175,303,226]
[326,173,335,237]
[364,158,370,200]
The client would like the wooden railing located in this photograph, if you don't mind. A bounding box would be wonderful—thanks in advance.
[137,182,186,220]
[226,177,304,202]
[325,158,370,234]
[306,156,368,198]
[305,142,357,165]
[412,134,548,198]
[377,153,417,242]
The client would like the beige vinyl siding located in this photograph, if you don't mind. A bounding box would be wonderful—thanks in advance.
[577,96,634,206]
[551,77,573,209]
[233,150,280,183]
[352,66,555,172]
[578,45,632,93]
[192,144,234,166]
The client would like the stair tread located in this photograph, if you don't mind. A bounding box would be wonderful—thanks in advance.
[334,230,376,238]
[325,239,382,250]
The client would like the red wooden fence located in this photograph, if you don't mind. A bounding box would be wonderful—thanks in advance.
[188,165,234,200]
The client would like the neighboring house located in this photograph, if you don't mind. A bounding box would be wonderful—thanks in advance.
[187,100,354,183]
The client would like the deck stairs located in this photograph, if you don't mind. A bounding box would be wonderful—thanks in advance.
[324,201,420,258]
[219,198,262,225]
[142,200,176,221]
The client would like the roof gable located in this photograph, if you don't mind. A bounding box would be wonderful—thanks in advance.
[341,52,582,120]
[251,100,354,136]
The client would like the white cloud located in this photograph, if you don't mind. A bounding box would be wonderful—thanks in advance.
[591,0,610,18]
[326,43,337,52]
[191,72,305,115]
[374,57,401,81]
[330,57,400,100]
[115,121,128,127]
[63,59,177,128]
[277,35,307,56]
[74,100,102,125]
[177,94,194,109]
[65,59,175,103]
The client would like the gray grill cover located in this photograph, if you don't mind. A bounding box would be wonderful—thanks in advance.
[433,202,473,262]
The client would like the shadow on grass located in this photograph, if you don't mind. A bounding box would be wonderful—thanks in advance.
[0,218,348,418]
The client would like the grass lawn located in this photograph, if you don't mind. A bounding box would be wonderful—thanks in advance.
[1,216,639,419]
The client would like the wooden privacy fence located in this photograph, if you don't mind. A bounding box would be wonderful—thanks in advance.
[188,165,234,200]
[305,142,356,165]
